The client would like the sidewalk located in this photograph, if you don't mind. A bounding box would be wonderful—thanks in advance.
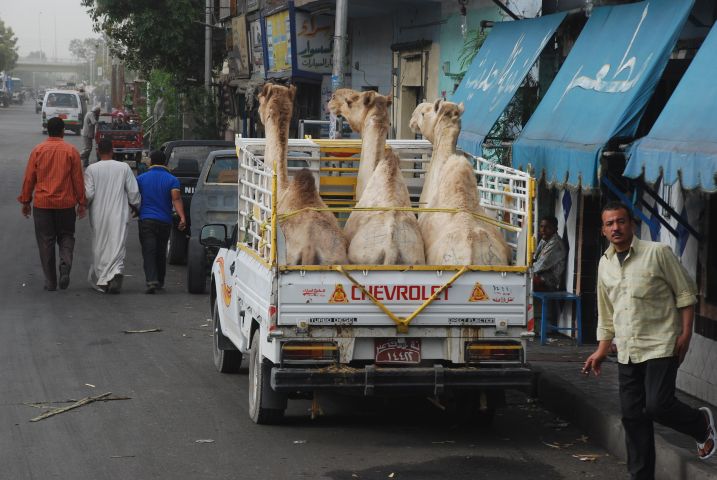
[527,337,717,480]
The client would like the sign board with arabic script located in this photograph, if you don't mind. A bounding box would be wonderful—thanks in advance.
[294,12,334,75]
[266,10,292,75]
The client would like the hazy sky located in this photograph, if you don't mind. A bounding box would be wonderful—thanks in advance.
[0,0,96,60]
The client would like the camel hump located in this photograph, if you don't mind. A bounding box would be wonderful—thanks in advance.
[293,168,318,193]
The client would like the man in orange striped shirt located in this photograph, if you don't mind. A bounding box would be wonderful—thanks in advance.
[18,117,87,291]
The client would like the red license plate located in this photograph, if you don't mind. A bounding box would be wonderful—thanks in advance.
[375,338,421,365]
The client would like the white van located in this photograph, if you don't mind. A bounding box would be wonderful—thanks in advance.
[42,90,83,135]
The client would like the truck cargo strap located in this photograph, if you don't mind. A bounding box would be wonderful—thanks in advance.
[271,364,534,396]
[335,265,468,333]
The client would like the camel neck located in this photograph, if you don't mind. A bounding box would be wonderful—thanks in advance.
[433,123,459,161]
[264,121,290,191]
[361,114,388,170]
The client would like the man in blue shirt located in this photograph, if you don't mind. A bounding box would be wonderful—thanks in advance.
[136,150,187,293]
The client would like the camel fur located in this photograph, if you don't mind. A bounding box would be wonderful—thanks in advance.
[343,148,425,265]
[258,83,348,265]
[329,89,425,265]
[327,89,391,201]
[411,99,511,266]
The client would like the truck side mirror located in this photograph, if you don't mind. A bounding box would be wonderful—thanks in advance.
[200,224,228,248]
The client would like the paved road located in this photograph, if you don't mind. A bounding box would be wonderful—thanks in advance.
[0,102,626,479]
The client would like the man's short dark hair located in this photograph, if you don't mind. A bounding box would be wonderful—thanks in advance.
[149,150,166,166]
[47,117,64,137]
[540,215,558,229]
[97,139,113,155]
[601,201,634,220]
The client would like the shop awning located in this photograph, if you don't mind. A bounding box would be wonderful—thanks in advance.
[624,24,717,192]
[452,12,566,156]
[512,0,694,189]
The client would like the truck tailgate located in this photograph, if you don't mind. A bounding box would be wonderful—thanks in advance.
[278,270,527,328]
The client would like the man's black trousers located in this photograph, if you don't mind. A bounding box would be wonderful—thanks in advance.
[618,356,706,480]
[138,219,171,287]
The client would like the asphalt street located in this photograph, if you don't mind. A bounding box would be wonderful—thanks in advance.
[0,102,627,480]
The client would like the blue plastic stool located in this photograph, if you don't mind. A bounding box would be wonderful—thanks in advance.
[532,291,582,346]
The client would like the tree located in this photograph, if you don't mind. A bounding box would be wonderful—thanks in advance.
[69,38,102,61]
[0,18,19,71]
[80,0,222,82]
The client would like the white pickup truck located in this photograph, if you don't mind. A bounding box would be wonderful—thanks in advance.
[201,136,536,424]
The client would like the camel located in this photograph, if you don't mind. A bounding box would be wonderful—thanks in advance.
[410,99,511,265]
[258,83,348,265]
[327,89,389,201]
[328,89,425,265]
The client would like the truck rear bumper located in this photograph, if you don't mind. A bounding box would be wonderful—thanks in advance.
[271,364,534,396]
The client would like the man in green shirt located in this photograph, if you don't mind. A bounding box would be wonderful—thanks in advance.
[583,201,715,478]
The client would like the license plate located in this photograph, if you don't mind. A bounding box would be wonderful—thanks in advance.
[375,338,421,365]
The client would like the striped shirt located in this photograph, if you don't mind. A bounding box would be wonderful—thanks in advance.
[18,137,86,209]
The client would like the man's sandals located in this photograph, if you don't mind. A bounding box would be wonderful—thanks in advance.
[698,406,716,460]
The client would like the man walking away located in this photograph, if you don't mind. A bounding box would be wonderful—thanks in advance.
[18,117,86,291]
[136,150,186,294]
[81,105,101,168]
[583,201,715,479]
[85,139,141,293]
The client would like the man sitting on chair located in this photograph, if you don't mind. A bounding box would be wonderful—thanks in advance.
[533,215,567,292]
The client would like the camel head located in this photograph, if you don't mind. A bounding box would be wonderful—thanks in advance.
[258,83,296,128]
[328,89,392,134]
[434,99,465,132]
[409,101,438,142]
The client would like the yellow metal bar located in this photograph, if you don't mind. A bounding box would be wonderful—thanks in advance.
[279,206,520,233]
[335,266,405,331]
[320,167,359,173]
[527,177,536,266]
[270,167,278,266]
[400,267,469,328]
[321,157,360,162]
[280,264,528,272]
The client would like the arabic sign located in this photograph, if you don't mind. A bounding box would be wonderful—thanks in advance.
[230,15,250,78]
[512,0,694,189]
[295,12,334,74]
[249,19,264,77]
[452,12,565,157]
[266,10,292,74]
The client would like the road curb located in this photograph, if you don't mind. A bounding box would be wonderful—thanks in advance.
[532,365,717,480]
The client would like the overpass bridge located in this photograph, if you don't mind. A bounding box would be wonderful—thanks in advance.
[14,60,85,76]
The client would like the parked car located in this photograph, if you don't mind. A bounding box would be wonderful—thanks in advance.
[186,149,239,294]
[42,90,83,135]
[159,140,234,265]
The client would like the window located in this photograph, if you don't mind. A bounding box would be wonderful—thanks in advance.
[168,146,231,171]
[206,156,239,184]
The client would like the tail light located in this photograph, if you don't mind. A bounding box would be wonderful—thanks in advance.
[465,340,524,364]
[281,341,338,365]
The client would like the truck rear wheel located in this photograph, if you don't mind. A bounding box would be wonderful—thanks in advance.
[186,238,206,294]
[167,227,188,265]
[212,303,242,373]
[248,334,286,424]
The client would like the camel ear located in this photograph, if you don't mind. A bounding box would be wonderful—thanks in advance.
[261,83,272,100]
[383,94,393,107]
[458,102,465,114]
[433,98,442,112]
[363,91,376,107]
[288,84,297,102]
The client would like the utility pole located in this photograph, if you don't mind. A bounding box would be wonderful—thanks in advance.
[329,0,348,139]
[204,0,212,93]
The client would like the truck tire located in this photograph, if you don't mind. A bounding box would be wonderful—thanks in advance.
[167,227,188,265]
[212,303,242,373]
[248,334,286,424]
[186,239,206,294]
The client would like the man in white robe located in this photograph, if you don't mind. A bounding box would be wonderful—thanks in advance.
[84,139,141,293]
